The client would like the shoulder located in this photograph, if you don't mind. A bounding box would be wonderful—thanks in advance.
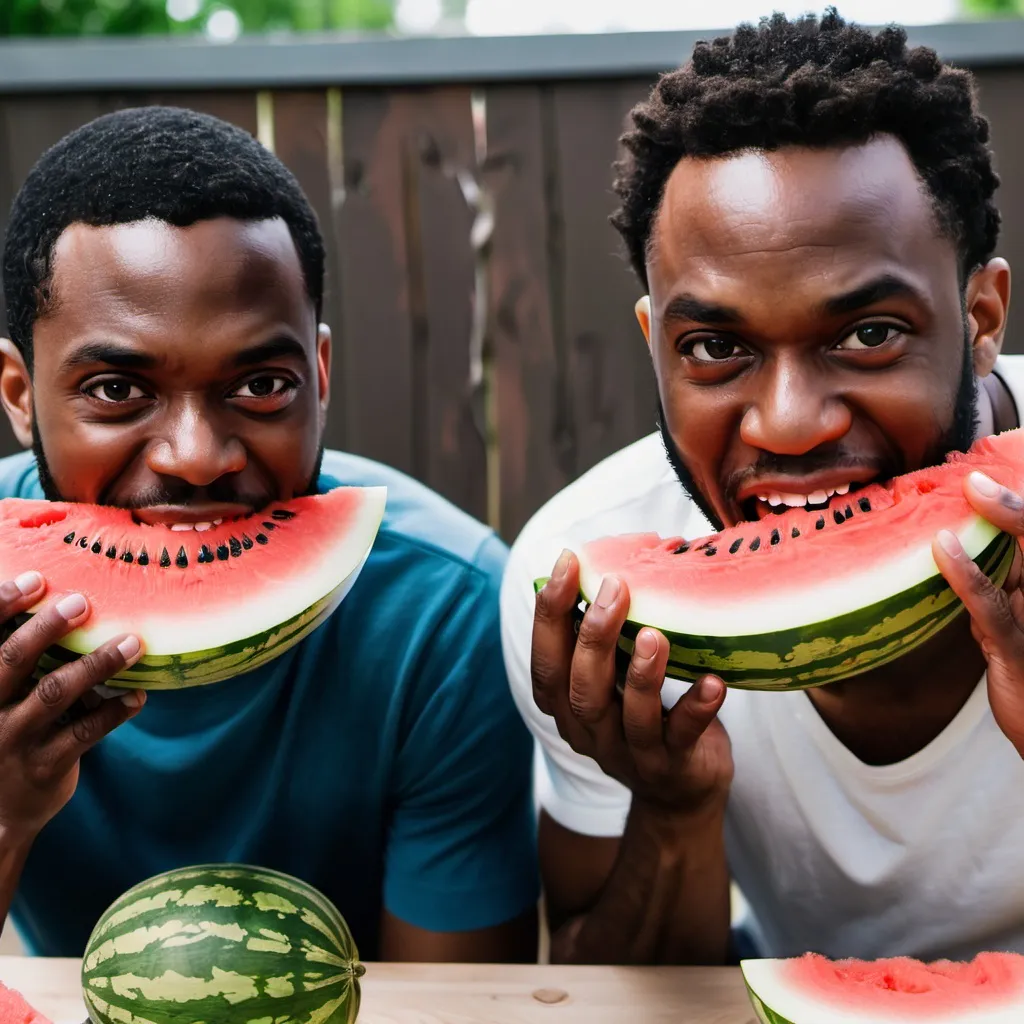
[0,450,42,500]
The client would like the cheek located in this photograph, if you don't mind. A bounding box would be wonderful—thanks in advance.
[659,370,739,490]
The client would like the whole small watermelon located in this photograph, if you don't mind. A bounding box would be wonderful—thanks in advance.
[81,863,364,1024]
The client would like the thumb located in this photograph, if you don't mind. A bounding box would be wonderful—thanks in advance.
[665,675,726,750]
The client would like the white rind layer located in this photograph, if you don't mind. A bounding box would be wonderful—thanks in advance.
[59,486,388,655]
[579,513,999,638]
[741,959,1024,1024]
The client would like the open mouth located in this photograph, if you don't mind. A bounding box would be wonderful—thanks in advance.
[741,480,873,522]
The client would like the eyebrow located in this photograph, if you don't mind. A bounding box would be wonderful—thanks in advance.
[662,294,743,325]
[820,274,926,317]
[59,336,308,374]
[229,336,308,368]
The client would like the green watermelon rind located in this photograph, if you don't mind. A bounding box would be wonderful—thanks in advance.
[82,863,363,1024]
[538,530,1014,692]
[745,983,792,1024]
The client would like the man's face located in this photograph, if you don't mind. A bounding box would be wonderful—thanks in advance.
[641,136,1002,531]
[3,216,329,524]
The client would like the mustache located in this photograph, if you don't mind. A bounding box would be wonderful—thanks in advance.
[723,449,898,497]
[99,481,272,511]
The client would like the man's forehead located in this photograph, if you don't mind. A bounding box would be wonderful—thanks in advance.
[649,136,944,282]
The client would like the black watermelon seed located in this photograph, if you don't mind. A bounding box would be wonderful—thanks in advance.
[216,544,229,561]
[261,521,276,531]
[750,537,761,551]
[704,546,717,556]
[859,496,872,512]
[271,509,296,520]
[770,529,781,546]
[159,549,171,568]
[242,535,254,550]
[844,505,854,519]
[105,546,116,559]
[816,515,826,530]
[63,532,75,544]
[137,550,149,566]
[729,538,743,554]
[78,536,88,548]
[673,543,690,555]
[91,540,102,554]
[229,537,242,557]
[791,526,801,538]
[255,533,268,545]
[833,508,846,525]
[176,547,188,568]
[121,550,134,563]
[198,545,212,564]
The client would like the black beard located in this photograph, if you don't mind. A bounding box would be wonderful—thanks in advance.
[30,418,326,506]
[658,337,979,532]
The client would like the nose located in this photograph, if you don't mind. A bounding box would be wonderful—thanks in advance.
[145,402,247,486]
[740,357,851,456]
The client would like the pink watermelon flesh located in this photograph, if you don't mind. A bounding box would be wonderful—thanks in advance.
[779,952,1024,1019]
[0,982,52,1024]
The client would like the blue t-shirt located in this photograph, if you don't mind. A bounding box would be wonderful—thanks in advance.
[0,449,539,958]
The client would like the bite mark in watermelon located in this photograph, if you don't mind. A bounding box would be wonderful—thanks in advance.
[742,952,1024,1023]
[0,486,386,689]
[0,982,52,1024]
[569,429,1024,690]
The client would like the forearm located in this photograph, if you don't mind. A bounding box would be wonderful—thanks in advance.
[549,800,730,966]
[0,828,33,928]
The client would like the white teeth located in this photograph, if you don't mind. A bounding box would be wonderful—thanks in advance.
[781,493,808,508]
[806,489,828,505]
[212,518,223,526]
[834,483,850,496]
[170,523,194,531]
[757,494,768,502]
[767,494,783,507]
[194,522,213,532]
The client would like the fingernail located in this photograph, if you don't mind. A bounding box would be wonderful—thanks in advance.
[55,593,87,620]
[552,549,571,580]
[634,629,658,660]
[970,471,1001,497]
[120,689,145,708]
[696,676,723,703]
[14,571,42,595]
[937,529,964,558]
[595,576,620,609]
[117,635,141,665]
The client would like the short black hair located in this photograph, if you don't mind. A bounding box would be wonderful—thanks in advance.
[612,8,1000,288]
[3,105,324,366]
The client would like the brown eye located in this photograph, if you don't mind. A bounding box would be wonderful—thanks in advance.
[837,324,901,351]
[85,380,145,403]
[689,337,744,361]
[234,376,291,399]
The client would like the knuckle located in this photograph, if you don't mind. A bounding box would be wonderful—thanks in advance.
[575,616,611,653]
[34,673,64,707]
[0,634,25,671]
[72,714,100,745]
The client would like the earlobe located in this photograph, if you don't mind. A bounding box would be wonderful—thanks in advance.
[967,258,1011,377]
[0,339,33,449]
[635,295,652,350]
[316,324,331,423]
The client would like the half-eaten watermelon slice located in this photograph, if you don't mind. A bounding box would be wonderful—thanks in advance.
[742,952,1024,1023]
[568,428,1024,691]
[0,486,386,689]
[0,981,52,1024]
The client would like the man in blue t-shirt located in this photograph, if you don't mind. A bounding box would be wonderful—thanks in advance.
[0,106,539,960]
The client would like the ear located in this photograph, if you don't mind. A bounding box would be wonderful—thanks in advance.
[966,257,1011,377]
[635,295,652,350]
[0,339,33,449]
[316,323,331,427]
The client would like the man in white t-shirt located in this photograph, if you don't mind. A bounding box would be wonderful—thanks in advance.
[501,11,1024,965]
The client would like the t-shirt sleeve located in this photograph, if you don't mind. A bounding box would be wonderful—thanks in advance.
[499,533,632,839]
[383,534,541,933]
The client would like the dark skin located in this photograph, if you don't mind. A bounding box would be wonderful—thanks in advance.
[531,136,1021,964]
[0,216,536,963]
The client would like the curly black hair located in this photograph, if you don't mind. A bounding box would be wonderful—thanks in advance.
[2,105,324,367]
[612,8,1000,289]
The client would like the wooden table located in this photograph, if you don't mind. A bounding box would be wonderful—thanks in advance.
[0,956,759,1023]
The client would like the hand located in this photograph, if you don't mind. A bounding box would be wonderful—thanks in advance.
[531,550,733,816]
[0,571,145,840]
[933,470,1024,757]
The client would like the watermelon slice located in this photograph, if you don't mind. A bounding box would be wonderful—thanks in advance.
[742,953,1024,1023]
[0,982,52,1024]
[570,428,1024,691]
[0,486,386,689]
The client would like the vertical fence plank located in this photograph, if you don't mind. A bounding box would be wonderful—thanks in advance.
[484,84,570,540]
[552,78,658,477]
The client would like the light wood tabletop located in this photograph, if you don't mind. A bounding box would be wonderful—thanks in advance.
[0,956,760,1023]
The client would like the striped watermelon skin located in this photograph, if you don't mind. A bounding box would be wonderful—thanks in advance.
[81,864,363,1024]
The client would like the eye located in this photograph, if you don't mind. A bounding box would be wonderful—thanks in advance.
[835,324,902,351]
[684,337,748,362]
[83,379,147,403]
[232,376,292,399]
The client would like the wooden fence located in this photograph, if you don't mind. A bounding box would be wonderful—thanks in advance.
[2,27,1024,540]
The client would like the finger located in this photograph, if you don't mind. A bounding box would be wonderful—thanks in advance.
[963,472,1024,535]
[567,574,631,739]
[531,550,580,718]
[0,591,90,705]
[664,675,727,751]
[933,529,1024,654]
[47,687,146,777]
[14,633,143,733]
[621,627,672,781]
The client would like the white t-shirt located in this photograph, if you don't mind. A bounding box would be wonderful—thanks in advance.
[501,355,1024,961]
